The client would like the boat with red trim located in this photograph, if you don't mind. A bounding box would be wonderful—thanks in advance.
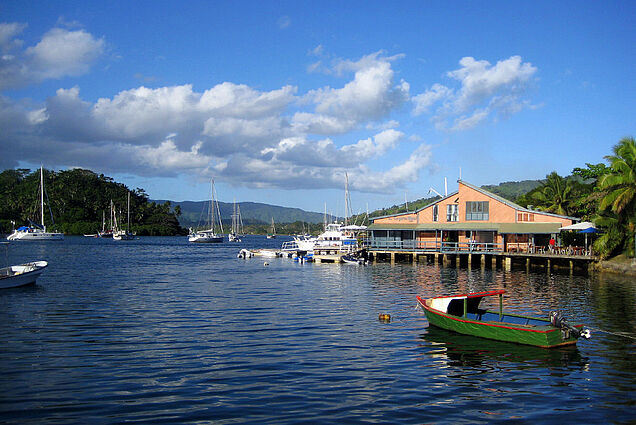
[417,290,591,348]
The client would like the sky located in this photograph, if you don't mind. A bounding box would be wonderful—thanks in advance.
[1,1,634,216]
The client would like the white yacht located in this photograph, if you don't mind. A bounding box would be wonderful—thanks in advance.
[7,166,64,241]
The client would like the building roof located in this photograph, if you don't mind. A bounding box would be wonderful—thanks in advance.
[369,180,579,223]
[458,180,579,221]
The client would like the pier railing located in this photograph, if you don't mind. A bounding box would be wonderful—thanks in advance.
[367,240,503,253]
[366,240,593,257]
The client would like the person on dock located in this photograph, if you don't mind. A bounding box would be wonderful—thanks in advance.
[549,237,556,253]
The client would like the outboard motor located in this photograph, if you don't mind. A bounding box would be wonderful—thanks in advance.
[550,311,591,340]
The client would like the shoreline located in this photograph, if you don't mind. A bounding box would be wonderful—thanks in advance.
[594,255,636,276]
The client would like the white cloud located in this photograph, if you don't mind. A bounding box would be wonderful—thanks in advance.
[0,28,432,193]
[412,83,451,115]
[0,24,104,89]
[298,51,409,135]
[0,22,26,52]
[412,55,537,130]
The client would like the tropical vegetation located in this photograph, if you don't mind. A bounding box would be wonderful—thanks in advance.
[0,168,184,236]
[514,137,635,259]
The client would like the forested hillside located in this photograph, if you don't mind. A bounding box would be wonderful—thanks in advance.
[0,168,183,235]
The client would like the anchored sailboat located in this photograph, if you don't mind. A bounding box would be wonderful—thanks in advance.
[189,179,224,243]
[7,166,64,241]
[228,199,244,242]
[113,192,135,240]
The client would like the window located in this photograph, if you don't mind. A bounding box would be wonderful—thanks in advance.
[447,204,458,222]
[466,201,489,221]
[432,205,438,222]
[517,212,534,222]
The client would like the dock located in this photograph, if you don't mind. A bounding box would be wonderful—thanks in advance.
[368,247,596,273]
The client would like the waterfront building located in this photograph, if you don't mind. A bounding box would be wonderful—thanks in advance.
[368,180,578,253]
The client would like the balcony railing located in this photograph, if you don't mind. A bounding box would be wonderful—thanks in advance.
[367,239,503,253]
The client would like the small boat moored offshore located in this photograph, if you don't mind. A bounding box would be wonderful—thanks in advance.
[0,261,48,289]
[417,290,591,348]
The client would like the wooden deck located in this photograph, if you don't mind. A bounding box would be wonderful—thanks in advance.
[368,248,596,273]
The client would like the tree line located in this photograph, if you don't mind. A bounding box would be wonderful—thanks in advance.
[0,168,184,236]
[517,137,635,259]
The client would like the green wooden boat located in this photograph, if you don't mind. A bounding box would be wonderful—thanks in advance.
[417,290,591,348]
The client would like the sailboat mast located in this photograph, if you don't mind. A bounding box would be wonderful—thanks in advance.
[127,192,131,232]
[344,172,349,226]
[40,166,45,229]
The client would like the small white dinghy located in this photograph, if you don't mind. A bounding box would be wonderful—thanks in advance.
[0,261,48,289]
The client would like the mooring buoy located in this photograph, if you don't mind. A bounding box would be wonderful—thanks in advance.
[378,313,391,322]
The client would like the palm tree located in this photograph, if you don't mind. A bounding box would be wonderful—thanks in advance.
[595,137,636,258]
[527,172,577,216]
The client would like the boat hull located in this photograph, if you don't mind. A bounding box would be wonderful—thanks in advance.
[7,230,64,241]
[189,234,223,243]
[0,261,48,288]
[417,296,582,348]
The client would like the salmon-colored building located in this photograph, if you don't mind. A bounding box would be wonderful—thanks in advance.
[368,180,579,253]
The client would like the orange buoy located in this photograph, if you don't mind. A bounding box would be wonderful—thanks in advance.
[378,313,391,322]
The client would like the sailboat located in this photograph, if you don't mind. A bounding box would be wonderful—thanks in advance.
[113,192,135,240]
[228,199,244,242]
[266,217,276,239]
[188,179,224,243]
[7,166,64,241]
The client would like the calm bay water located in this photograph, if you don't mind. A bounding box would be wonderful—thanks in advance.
[1,236,634,424]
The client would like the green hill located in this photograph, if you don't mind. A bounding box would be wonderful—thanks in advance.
[154,199,327,228]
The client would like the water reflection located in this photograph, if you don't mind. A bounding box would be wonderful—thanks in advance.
[420,327,589,370]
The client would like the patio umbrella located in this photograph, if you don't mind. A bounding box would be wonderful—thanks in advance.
[578,227,598,253]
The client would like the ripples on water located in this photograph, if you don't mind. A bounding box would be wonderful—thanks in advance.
[0,237,634,424]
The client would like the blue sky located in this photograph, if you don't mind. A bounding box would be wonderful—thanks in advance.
[1,1,634,216]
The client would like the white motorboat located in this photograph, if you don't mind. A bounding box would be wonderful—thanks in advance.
[7,166,64,241]
[189,179,224,243]
[0,261,48,289]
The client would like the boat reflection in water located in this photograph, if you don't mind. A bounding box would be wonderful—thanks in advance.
[421,326,588,370]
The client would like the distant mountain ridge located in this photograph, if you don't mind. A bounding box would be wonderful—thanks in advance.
[159,180,541,227]
[154,199,326,228]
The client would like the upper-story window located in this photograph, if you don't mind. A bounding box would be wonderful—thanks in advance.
[447,204,458,222]
[466,201,489,221]
[432,205,438,222]
[517,212,534,222]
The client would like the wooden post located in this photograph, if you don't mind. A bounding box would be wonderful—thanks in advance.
[463,298,467,318]
[526,257,530,272]
[492,255,497,269]
[434,253,439,265]
[481,254,486,269]
[547,259,551,272]
[570,260,574,274]
[468,253,472,267]
[504,256,511,271]
[390,252,395,264]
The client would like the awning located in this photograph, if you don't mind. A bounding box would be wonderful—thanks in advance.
[560,221,596,231]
